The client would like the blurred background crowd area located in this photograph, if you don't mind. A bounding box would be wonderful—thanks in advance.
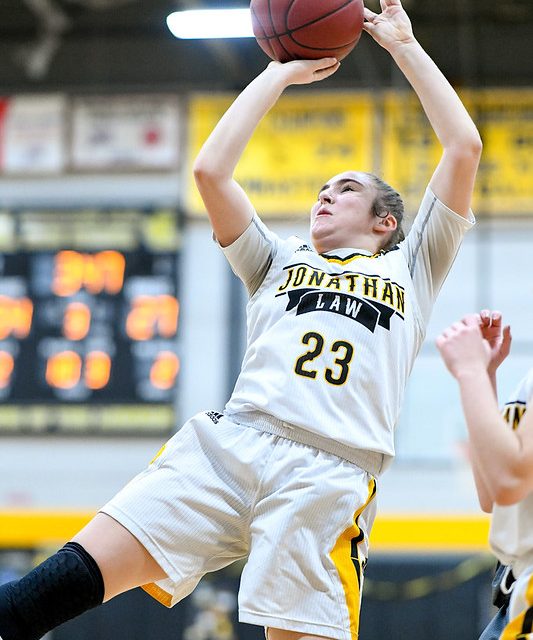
[0,1,532,638]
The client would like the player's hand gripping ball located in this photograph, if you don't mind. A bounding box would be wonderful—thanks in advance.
[250,0,364,62]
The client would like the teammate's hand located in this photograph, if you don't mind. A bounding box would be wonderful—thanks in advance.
[479,309,512,375]
[436,314,491,380]
[363,0,415,53]
[267,58,340,86]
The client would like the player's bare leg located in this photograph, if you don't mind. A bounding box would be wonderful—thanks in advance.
[268,628,337,640]
[0,512,167,640]
[72,511,167,601]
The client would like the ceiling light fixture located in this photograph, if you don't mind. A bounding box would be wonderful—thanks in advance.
[166,8,254,39]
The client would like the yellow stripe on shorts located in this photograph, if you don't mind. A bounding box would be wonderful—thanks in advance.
[501,572,533,639]
[149,443,167,465]
[141,582,173,608]
[330,477,377,640]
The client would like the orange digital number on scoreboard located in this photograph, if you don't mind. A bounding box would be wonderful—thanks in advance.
[126,295,179,341]
[52,250,126,297]
[85,351,111,390]
[0,351,15,389]
[45,351,83,389]
[45,350,112,390]
[63,302,91,341]
[0,296,33,340]
[150,351,180,390]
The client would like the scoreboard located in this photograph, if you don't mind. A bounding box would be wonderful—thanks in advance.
[0,207,181,435]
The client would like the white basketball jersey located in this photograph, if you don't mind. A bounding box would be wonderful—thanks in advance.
[490,369,533,577]
[222,187,473,466]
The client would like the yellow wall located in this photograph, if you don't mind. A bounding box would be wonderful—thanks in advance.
[0,510,490,553]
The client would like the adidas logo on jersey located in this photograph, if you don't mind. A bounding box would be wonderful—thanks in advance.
[206,411,223,424]
[296,244,313,252]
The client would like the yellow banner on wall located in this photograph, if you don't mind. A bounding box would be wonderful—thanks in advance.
[381,89,533,216]
[381,91,442,214]
[474,90,533,215]
[186,92,374,217]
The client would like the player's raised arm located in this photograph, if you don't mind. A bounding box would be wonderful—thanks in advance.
[363,0,482,218]
[437,315,533,508]
[454,311,512,512]
[193,58,339,247]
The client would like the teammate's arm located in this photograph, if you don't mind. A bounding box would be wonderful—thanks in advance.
[437,315,533,508]
[193,58,339,248]
[466,311,512,512]
[363,0,482,218]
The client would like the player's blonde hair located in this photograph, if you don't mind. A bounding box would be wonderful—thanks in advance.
[366,173,405,251]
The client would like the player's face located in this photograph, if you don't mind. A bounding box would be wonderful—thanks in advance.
[309,171,377,254]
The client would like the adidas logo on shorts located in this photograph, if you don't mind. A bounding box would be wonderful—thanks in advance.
[206,411,223,424]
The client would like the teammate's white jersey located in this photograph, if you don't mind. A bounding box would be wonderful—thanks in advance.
[490,369,533,578]
[222,187,474,468]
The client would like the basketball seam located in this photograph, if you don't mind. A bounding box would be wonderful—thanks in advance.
[250,5,276,58]
[257,33,360,48]
[251,0,292,60]
[256,33,361,50]
[286,31,361,50]
[262,0,358,39]
[285,0,298,34]
[268,0,292,61]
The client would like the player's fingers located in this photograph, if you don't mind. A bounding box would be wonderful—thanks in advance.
[380,0,402,10]
[479,309,491,325]
[461,314,480,328]
[363,7,378,21]
[313,60,340,77]
[310,57,338,69]
[441,326,458,339]
[502,325,512,346]
[449,326,460,337]
[490,311,502,326]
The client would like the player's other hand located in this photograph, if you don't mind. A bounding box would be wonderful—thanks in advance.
[267,57,340,86]
[436,314,492,380]
[363,0,415,53]
[479,309,512,375]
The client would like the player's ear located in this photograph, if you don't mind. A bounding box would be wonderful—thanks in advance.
[373,212,397,234]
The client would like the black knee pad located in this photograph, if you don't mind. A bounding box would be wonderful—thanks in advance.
[0,541,104,640]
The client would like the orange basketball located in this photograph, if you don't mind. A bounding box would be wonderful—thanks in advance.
[251,0,364,62]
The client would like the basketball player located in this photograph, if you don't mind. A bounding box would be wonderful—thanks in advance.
[0,1,482,639]
[437,311,533,640]
[436,311,515,640]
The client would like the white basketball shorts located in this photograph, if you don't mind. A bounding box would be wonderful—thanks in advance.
[101,411,378,640]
